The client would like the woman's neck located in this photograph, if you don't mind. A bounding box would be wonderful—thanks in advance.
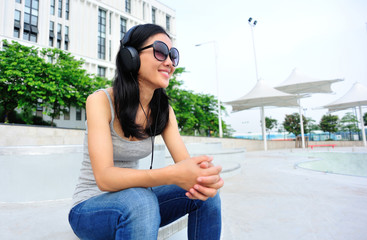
[138,82,155,110]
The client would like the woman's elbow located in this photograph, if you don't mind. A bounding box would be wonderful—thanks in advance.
[94,174,115,192]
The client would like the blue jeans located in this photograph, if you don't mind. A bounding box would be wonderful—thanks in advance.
[69,185,221,240]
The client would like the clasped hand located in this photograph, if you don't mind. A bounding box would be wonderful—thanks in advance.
[173,155,224,201]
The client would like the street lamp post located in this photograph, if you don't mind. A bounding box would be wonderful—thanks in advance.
[195,41,223,138]
[248,17,259,81]
[248,17,268,150]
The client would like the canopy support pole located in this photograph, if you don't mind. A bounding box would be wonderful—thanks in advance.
[261,106,267,151]
[298,98,305,149]
[359,105,366,147]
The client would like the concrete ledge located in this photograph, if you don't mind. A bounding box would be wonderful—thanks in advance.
[2,124,365,150]
[0,199,187,240]
[158,215,188,240]
[0,144,83,155]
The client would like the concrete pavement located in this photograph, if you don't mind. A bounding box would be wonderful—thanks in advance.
[220,148,367,240]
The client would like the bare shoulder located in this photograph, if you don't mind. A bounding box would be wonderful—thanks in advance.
[87,89,108,102]
[168,105,176,117]
[86,89,112,121]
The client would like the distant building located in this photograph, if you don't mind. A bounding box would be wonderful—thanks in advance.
[0,0,176,129]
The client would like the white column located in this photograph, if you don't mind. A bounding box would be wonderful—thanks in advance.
[261,106,267,151]
[298,99,305,149]
[359,105,367,147]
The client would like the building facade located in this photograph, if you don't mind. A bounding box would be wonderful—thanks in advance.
[0,0,176,129]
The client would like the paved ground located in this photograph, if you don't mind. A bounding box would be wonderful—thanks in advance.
[220,147,367,240]
[1,147,366,240]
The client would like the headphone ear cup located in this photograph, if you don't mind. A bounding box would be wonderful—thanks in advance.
[119,46,141,73]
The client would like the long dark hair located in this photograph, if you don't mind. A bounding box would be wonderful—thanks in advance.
[113,24,170,139]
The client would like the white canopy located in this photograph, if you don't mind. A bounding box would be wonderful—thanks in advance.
[324,82,367,111]
[226,79,299,111]
[323,82,367,147]
[274,68,343,149]
[275,68,343,94]
[225,79,299,151]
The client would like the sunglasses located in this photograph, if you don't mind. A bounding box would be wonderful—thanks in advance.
[138,41,179,67]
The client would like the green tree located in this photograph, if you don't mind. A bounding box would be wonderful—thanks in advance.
[0,40,45,122]
[265,116,277,139]
[0,40,111,125]
[319,114,339,139]
[282,112,309,136]
[39,48,110,124]
[339,112,360,140]
[364,112,367,126]
[166,68,233,137]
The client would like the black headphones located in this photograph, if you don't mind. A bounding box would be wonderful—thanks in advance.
[119,25,140,73]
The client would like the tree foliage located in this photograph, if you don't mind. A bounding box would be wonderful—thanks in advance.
[0,40,44,122]
[0,40,111,124]
[265,116,277,138]
[166,68,233,137]
[282,112,309,136]
[319,114,339,138]
[364,112,367,126]
[339,112,360,140]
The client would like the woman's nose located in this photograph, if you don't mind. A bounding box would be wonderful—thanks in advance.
[162,55,173,67]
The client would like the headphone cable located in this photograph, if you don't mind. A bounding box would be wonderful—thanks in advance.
[129,72,160,170]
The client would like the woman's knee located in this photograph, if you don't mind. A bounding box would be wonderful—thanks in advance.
[199,192,221,213]
[118,188,161,224]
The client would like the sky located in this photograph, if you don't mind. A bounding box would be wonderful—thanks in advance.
[158,0,367,135]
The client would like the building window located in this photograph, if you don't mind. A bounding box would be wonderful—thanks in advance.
[64,26,69,50]
[152,8,156,24]
[16,0,22,4]
[120,18,126,40]
[58,0,62,18]
[63,106,70,120]
[57,23,62,48]
[109,40,111,61]
[36,101,43,117]
[23,0,39,42]
[65,0,69,20]
[98,9,106,59]
[49,21,54,46]
[109,12,112,35]
[166,15,171,32]
[125,0,131,13]
[14,10,21,38]
[50,0,55,15]
[76,108,82,121]
[97,66,106,77]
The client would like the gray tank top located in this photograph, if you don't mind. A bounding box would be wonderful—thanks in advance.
[71,89,152,207]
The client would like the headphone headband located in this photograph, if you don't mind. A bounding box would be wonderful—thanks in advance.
[120,25,139,47]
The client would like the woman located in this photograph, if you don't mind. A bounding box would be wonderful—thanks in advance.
[69,24,223,240]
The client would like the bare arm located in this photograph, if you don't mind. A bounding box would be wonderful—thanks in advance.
[161,106,190,163]
[161,106,224,200]
[86,92,219,194]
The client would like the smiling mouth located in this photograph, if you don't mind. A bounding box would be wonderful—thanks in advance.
[159,69,170,74]
[159,70,171,77]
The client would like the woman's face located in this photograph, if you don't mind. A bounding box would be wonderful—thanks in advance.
[138,33,175,91]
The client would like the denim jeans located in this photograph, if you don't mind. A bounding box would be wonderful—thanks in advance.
[69,185,221,240]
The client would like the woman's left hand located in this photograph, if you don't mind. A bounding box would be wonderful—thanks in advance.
[185,159,224,200]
